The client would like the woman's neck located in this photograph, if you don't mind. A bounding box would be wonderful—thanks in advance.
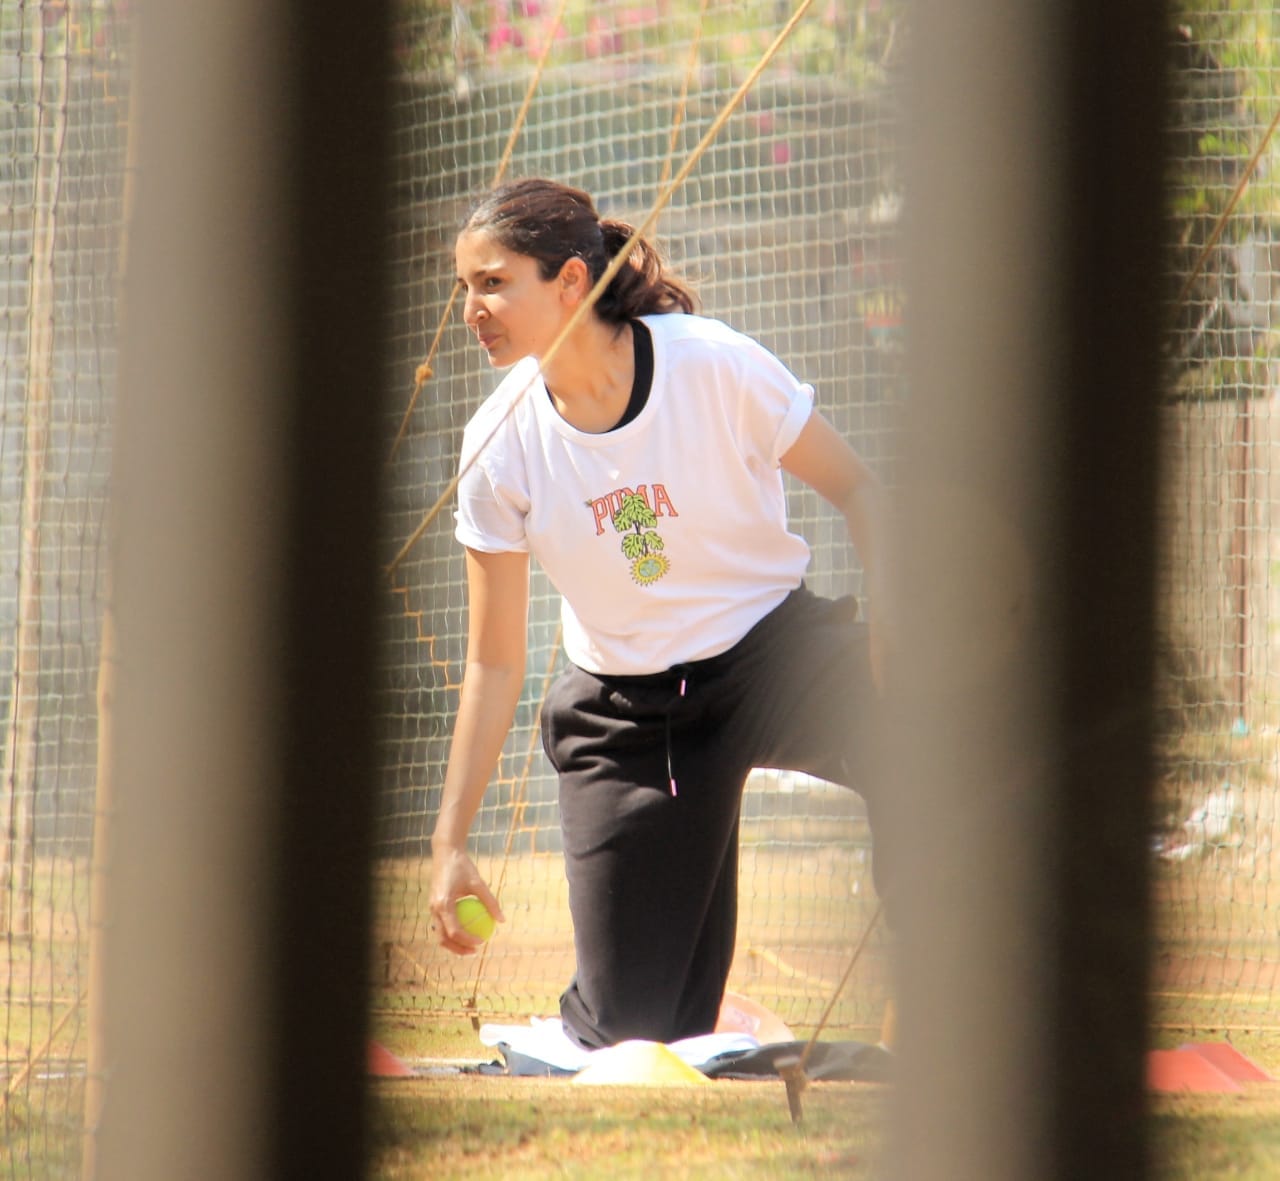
[541,319,634,434]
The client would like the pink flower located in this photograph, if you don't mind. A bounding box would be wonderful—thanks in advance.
[585,15,621,56]
[488,20,523,53]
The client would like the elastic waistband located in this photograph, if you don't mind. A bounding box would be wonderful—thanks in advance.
[589,585,816,691]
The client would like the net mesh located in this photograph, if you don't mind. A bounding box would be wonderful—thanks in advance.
[1154,13,1280,1034]
[375,0,904,1034]
[1,2,128,1172]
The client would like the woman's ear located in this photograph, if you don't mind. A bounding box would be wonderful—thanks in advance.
[558,256,591,303]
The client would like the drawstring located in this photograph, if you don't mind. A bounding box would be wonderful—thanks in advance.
[666,669,688,795]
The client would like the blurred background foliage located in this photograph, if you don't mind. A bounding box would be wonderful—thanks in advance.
[395,0,902,90]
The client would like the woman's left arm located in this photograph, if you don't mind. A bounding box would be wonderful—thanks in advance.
[780,410,893,692]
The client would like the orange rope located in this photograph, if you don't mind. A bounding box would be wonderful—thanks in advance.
[386,0,573,465]
[658,0,711,189]
[1175,102,1280,312]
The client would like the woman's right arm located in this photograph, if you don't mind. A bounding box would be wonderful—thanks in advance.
[429,547,530,954]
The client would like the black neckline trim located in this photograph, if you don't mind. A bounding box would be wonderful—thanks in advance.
[610,320,654,432]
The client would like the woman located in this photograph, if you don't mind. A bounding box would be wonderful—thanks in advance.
[429,178,892,1050]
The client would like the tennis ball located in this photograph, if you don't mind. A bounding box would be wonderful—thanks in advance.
[455,896,496,941]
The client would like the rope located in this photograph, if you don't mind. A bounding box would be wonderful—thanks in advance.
[386,0,820,579]
[1,990,86,1108]
[797,900,883,1073]
[1175,102,1280,312]
[388,285,459,462]
[778,899,883,1125]
[386,0,573,465]
[658,0,711,190]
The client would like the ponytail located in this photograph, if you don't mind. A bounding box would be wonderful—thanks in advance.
[595,219,697,321]
[461,179,698,324]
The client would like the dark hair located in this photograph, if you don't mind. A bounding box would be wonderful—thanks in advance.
[461,178,697,323]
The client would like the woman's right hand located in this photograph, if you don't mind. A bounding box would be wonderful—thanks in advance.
[429,842,505,955]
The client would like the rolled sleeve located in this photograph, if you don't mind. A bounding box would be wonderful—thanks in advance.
[772,381,815,463]
[453,456,530,553]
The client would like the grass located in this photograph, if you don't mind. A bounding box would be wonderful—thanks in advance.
[367,1014,885,1179]
[368,1078,886,1180]
[3,1017,1280,1179]
[0,1078,85,1180]
[366,1017,1280,1181]
[367,1069,1280,1181]
[1152,1093,1280,1180]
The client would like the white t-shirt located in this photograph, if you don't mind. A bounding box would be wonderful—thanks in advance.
[453,313,814,675]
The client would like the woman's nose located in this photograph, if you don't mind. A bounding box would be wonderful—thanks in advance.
[463,289,486,325]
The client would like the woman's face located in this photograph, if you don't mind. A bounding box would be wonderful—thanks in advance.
[455,230,572,368]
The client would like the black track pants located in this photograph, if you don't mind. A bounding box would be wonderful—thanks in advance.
[540,586,885,1051]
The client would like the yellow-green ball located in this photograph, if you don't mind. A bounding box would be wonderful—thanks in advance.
[456,896,495,941]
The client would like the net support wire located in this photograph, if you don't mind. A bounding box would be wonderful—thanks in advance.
[777,899,883,1126]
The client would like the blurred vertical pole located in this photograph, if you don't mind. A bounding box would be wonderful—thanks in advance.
[262,2,392,1177]
[889,2,1164,1180]
[265,2,391,1176]
[1050,2,1166,1173]
[97,2,390,1179]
